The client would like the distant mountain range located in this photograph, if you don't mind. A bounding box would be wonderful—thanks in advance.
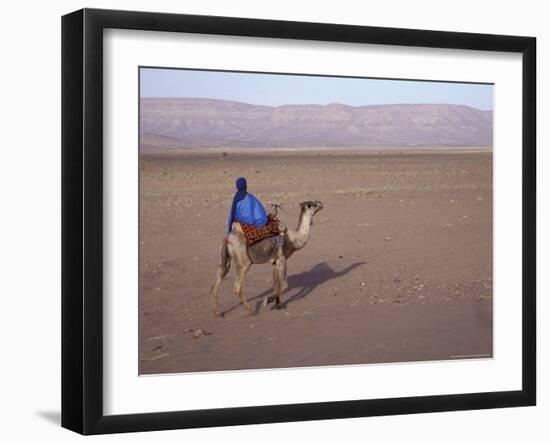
[140,98,493,149]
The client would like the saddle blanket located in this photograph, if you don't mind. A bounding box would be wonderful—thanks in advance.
[239,215,280,247]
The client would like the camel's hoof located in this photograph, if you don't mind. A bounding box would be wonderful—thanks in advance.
[262,297,269,308]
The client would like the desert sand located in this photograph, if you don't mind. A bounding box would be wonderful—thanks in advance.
[139,149,493,374]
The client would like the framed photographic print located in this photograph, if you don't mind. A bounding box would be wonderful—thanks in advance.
[61,8,536,435]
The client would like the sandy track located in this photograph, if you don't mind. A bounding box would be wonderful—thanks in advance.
[139,150,493,374]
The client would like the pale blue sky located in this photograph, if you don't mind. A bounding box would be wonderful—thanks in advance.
[140,67,493,111]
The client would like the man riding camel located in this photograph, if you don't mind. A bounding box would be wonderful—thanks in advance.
[212,177,322,315]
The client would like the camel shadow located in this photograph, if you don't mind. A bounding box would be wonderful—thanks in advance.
[220,261,366,316]
[261,261,367,310]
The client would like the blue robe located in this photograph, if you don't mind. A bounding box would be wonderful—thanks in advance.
[227,193,268,234]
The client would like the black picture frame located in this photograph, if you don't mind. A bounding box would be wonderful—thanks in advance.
[61,8,536,435]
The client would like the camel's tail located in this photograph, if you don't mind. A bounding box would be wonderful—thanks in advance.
[220,238,231,274]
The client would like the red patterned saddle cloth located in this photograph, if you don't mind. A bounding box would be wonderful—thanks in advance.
[240,215,280,247]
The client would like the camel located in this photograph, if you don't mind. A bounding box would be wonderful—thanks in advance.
[210,200,323,316]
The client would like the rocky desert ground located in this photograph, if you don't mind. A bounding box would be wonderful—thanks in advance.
[139,149,493,374]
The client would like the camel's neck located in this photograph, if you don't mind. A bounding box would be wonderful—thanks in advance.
[287,210,313,251]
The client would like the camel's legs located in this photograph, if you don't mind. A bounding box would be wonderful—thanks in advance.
[210,240,231,317]
[263,244,288,309]
[280,252,288,288]
[210,264,229,317]
[234,262,252,312]
[271,245,287,308]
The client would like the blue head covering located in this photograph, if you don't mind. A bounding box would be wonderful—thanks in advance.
[227,177,248,233]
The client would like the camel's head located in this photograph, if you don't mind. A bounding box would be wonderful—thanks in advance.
[299,200,324,218]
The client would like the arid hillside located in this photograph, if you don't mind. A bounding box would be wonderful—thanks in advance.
[140,98,493,149]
